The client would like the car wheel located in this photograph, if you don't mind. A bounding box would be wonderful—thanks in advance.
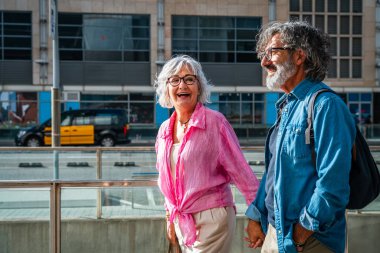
[100,135,115,147]
[26,136,41,147]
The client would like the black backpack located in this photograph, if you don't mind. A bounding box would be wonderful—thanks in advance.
[305,88,380,210]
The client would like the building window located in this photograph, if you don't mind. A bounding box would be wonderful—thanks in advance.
[289,0,362,79]
[213,93,265,126]
[0,11,32,60]
[347,92,372,124]
[58,13,150,62]
[80,93,154,124]
[172,16,261,63]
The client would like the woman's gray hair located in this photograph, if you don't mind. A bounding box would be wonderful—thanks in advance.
[154,55,212,108]
[256,21,330,82]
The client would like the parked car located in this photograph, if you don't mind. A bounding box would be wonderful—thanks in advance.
[15,109,130,147]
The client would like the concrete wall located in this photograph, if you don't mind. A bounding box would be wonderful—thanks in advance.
[0,214,379,253]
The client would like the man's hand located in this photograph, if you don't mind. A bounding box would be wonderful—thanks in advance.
[167,221,177,245]
[244,219,266,248]
[292,223,314,252]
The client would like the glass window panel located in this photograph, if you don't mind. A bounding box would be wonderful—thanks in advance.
[236,53,256,62]
[172,40,197,51]
[349,103,359,120]
[219,93,240,101]
[4,37,31,48]
[130,93,153,101]
[199,17,234,28]
[242,93,252,101]
[255,93,264,101]
[123,39,149,50]
[352,59,361,78]
[123,51,149,62]
[172,28,197,38]
[302,15,312,23]
[3,12,31,23]
[328,16,337,34]
[59,26,82,37]
[59,13,83,25]
[328,59,337,78]
[59,38,82,49]
[254,102,264,124]
[352,16,362,35]
[4,24,31,35]
[199,29,235,40]
[328,0,337,12]
[340,0,350,12]
[329,37,337,56]
[84,50,122,61]
[340,38,349,56]
[236,18,261,29]
[219,102,240,124]
[315,15,324,32]
[172,16,198,27]
[237,30,255,40]
[4,49,31,59]
[360,93,371,102]
[315,0,324,12]
[349,93,359,101]
[236,41,254,51]
[241,102,253,124]
[353,0,362,13]
[290,15,300,21]
[289,0,300,11]
[340,59,349,78]
[129,102,154,123]
[340,16,350,34]
[60,50,83,61]
[352,38,361,56]
[302,0,312,12]
[132,15,149,26]
[132,27,149,37]
[199,52,234,62]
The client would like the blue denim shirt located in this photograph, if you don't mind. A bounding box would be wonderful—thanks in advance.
[246,79,356,253]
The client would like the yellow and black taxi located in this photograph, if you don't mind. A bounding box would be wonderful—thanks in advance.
[15,109,130,147]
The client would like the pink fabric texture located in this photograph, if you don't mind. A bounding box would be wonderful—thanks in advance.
[155,103,259,246]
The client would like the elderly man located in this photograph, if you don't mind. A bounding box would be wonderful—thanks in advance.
[245,21,356,253]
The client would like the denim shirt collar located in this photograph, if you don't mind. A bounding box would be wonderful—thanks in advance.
[275,78,317,110]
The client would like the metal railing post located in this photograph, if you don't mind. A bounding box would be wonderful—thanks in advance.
[50,181,61,253]
[96,148,102,219]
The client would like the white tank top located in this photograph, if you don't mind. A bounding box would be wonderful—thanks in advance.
[170,143,181,181]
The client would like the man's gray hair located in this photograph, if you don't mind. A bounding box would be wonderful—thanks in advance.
[256,21,330,82]
[154,55,212,108]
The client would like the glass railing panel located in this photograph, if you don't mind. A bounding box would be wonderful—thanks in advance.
[57,151,98,180]
[0,150,54,180]
[101,150,157,180]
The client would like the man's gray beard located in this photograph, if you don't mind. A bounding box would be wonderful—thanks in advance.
[265,60,296,91]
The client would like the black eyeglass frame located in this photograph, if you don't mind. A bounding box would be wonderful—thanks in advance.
[167,74,198,87]
[257,47,293,61]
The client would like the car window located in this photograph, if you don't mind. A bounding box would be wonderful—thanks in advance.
[94,113,118,125]
[72,115,91,125]
[61,115,71,126]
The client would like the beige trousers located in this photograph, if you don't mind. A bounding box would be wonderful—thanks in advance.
[261,224,333,253]
[174,206,236,253]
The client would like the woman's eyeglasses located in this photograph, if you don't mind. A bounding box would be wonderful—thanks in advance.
[167,74,198,87]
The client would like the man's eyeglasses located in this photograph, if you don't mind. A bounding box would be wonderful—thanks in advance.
[167,74,198,87]
[257,47,293,61]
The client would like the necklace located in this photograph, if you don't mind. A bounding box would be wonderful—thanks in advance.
[178,118,191,133]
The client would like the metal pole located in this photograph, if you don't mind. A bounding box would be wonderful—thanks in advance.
[50,0,61,180]
[50,182,61,253]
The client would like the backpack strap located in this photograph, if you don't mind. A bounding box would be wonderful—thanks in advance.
[305,88,335,164]
[305,88,333,145]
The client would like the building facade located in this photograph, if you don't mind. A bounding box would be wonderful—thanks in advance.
[0,0,378,138]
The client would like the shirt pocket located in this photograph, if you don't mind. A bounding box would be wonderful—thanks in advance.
[282,123,311,160]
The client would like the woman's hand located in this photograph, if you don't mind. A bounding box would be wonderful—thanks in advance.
[167,221,177,245]
[244,219,265,248]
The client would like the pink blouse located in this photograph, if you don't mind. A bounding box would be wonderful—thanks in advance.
[155,103,259,246]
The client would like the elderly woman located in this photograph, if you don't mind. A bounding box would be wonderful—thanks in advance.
[154,55,259,253]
